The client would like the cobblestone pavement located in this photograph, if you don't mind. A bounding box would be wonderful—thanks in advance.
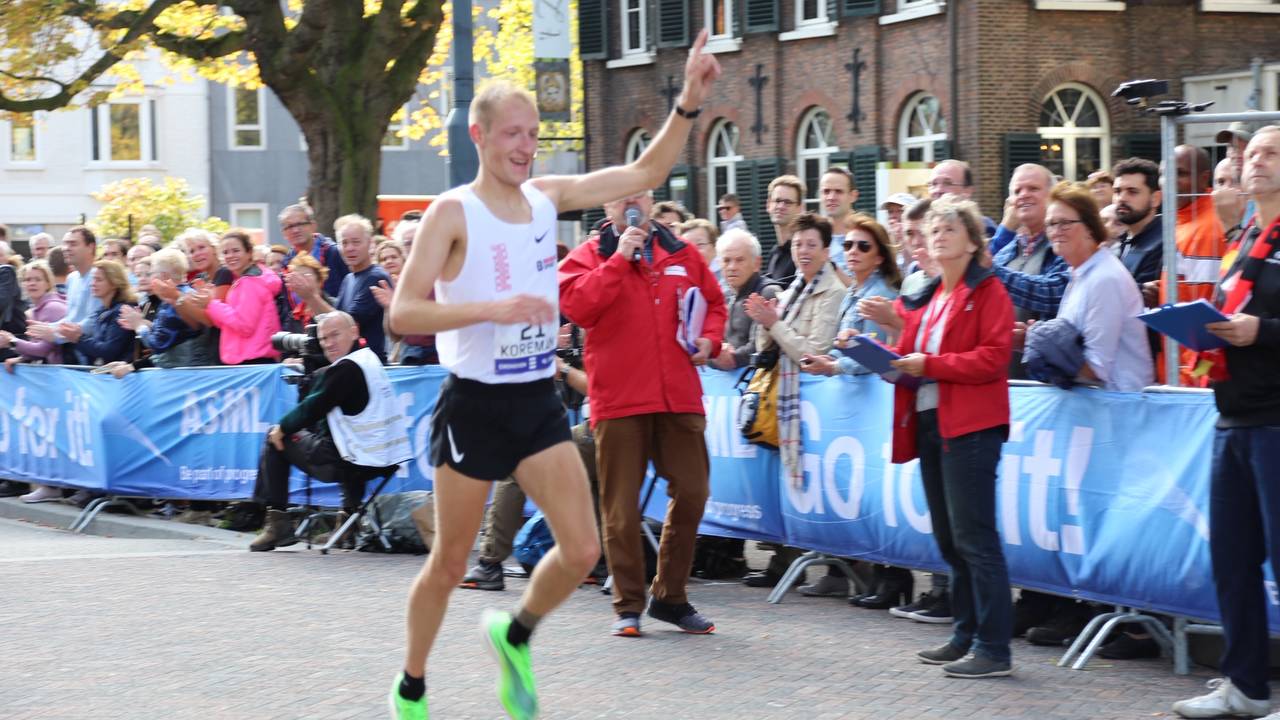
[1,518,1220,720]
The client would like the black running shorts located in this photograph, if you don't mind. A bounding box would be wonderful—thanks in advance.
[428,374,572,481]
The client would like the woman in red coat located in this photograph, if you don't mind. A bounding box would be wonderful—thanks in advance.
[887,197,1015,679]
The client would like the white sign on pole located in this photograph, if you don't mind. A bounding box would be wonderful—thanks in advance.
[534,0,572,59]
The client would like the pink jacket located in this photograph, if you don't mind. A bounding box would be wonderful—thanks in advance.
[14,292,68,364]
[206,264,282,365]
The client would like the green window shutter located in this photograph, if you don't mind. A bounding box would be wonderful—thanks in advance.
[734,161,762,242]
[657,0,690,47]
[1003,133,1044,196]
[748,158,786,256]
[742,0,779,33]
[579,0,609,60]
[932,139,952,162]
[582,207,607,235]
[851,145,881,214]
[842,0,879,16]
[1120,133,1162,164]
[653,184,672,203]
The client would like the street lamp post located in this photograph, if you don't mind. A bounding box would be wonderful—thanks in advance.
[446,0,479,187]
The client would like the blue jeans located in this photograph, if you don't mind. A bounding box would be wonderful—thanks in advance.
[916,410,1013,663]
[1211,426,1280,701]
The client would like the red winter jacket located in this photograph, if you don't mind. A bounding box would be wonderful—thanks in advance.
[559,221,727,425]
[891,258,1014,463]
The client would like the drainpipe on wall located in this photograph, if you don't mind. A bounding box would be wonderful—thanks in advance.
[948,0,959,159]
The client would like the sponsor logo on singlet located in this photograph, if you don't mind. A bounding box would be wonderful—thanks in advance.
[492,244,512,292]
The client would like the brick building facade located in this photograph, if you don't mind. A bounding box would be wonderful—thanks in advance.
[579,0,1280,250]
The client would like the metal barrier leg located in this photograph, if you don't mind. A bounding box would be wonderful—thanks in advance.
[1059,606,1125,667]
[767,552,828,605]
[1070,613,1135,670]
[1174,617,1190,675]
[70,496,113,534]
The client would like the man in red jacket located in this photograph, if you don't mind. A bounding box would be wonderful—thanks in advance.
[559,190,728,637]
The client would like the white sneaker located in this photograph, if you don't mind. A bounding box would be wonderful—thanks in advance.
[19,486,62,503]
[1172,678,1270,718]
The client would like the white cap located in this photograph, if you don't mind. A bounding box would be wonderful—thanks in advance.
[879,192,918,211]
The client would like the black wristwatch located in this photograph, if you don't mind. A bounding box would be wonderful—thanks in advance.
[674,104,701,120]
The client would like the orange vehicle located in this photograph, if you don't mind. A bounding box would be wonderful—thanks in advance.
[377,194,435,237]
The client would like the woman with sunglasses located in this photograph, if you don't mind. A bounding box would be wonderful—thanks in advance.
[800,214,903,377]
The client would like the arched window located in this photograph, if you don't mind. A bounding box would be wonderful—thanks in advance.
[706,120,741,217]
[898,93,947,163]
[795,108,838,212]
[624,129,651,163]
[1037,83,1110,182]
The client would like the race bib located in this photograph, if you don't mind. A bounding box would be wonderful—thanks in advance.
[493,322,556,375]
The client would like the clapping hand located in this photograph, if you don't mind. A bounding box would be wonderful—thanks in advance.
[743,293,779,328]
[371,279,393,309]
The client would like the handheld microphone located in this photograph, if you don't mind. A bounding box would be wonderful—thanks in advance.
[624,207,643,262]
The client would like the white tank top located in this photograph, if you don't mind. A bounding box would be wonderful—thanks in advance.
[435,181,560,384]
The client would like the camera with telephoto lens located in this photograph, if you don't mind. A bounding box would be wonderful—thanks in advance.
[272,323,321,358]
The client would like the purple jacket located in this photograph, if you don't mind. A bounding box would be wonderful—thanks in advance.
[14,292,67,364]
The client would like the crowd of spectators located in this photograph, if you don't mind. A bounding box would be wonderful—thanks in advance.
[0,123,1268,690]
[0,204,428,510]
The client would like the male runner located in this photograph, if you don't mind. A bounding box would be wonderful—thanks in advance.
[386,30,721,720]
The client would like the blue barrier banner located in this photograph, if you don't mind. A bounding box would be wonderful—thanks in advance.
[0,366,112,490]
[4,362,1265,628]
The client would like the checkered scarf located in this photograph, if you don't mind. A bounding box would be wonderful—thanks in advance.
[777,263,827,489]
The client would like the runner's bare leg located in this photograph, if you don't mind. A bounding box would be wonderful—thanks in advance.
[511,441,600,616]
[403,466,492,675]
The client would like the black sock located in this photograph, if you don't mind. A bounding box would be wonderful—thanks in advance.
[506,608,542,646]
[399,672,425,701]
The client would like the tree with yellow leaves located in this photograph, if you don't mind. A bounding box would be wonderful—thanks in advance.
[0,0,447,235]
[0,1,585,234]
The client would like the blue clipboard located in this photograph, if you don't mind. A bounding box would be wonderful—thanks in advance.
[1137,299,1229,351]
[844,335,921,389]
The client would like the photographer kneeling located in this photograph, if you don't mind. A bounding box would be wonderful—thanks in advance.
[250,311,411,552]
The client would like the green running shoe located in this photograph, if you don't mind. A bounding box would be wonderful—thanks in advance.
[388,672,428,719]
[481,609,539,720]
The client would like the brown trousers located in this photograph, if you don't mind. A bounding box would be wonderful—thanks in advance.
[595,412,710,615]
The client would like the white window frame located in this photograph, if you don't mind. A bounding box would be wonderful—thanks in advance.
[6,112,42,167]
[383,104,410,151]
[706,120,742,217]
[229,203,271,240]
[624,128,651,163]
[1033,0,1125,10]
[228,86,266,150]
[1036,82,1111,183]
[90,98,158,167]
[879,0,945,25]
[1201,0,1280,12]
[795,108,839,213]
[796,0,828,25]
[898,93,947,164]
[705,0,735,38]
[621,0,648,55]
[703,0,743,52]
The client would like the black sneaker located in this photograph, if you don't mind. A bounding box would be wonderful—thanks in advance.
[889,591,936,617]
[1026,603,1095,647]
[917,642,968,665]
[941,654,1013,678]
[459,560,505,591]
[647,599,715,634]
[0,480,28,497]
[1098,633,1161,660]
[907,592,953,624]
